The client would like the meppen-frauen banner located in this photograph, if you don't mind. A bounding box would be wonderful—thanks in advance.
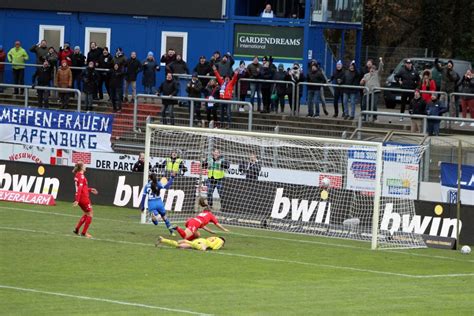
[0,105,114,152]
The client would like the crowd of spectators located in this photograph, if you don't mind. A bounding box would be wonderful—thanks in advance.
[0,39,472,131]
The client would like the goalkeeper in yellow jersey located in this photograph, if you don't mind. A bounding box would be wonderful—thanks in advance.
[157,236,226,251]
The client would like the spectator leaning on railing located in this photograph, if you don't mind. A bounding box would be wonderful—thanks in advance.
[7,41,29,94]
[360,57,383,122]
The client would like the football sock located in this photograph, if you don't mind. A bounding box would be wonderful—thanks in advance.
[160,237,179,248]
[163,217,172,230]
[82,215,92,235]
[75,215,87,231]
[175,226,186,238]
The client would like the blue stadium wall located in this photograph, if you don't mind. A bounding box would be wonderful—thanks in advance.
[0,8,361,92]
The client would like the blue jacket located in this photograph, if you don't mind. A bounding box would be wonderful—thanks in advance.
[426,101,448,118]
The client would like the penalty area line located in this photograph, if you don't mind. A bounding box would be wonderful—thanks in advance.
[1,226,473,279]
[0,285,212,316]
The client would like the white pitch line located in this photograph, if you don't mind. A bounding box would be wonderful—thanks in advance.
[1,226,473,279]
[0,285,211,315]
[2,204,473,264]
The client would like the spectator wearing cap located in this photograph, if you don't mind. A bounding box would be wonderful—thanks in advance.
[261,4,274,18]
[216,52,235,78]
[7,41,29,94]
[439,59,460,117]
[426,94,448,136]
[97,47,113,100]
[55,59,73,109]
[29,40,48,65]
[408,89,426,133]
[247,56,262,111]
[124,51,142,103]
[342,61,360,120]
[272,63,289,113]
[186,72,203,125]
[193,55,212,88]
[142,51,160,96]
[58,42,73,66]
[329,60,345,118]
[395,59,420,120]
[237,60,249,111]
[160,49,176,74]
[260,56,274,113]
[0,45,6,93]
[71,46,86,91]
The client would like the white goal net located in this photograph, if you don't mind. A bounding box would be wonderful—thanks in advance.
[143,124,427,249]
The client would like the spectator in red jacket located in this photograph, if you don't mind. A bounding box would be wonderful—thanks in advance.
[212,65,238,128]
[420,69,437,103]
[58,42,73,66]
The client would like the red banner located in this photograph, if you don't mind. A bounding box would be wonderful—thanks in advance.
[0,190,56,205]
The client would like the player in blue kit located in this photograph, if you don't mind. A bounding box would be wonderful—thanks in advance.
[139,172,176,235]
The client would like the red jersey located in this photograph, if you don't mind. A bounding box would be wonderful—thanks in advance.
[74,172,91,203]
[193,210,218,228]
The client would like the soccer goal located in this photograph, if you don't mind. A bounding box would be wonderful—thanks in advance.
[142,124,427,250]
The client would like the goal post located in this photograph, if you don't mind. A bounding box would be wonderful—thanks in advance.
[143,124,426,250]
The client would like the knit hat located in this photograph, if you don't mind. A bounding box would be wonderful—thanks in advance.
[74,46,80,51]
[448,60,454,66]
[336,60,343,66]
[414,88,420,93]
[192,72,198,78]
[262,56,268,62]
[239,60,245,66]
[278,64,284,70]
[147,51,154,57]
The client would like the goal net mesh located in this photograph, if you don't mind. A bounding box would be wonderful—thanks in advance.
[144,125,427,249]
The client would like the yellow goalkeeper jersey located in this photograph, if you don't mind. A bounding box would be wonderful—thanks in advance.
[190,237,224,250]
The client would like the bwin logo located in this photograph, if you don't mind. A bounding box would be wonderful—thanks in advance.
[0,164,60,198]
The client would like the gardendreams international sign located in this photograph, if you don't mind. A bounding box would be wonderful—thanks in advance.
[234,24,304,60]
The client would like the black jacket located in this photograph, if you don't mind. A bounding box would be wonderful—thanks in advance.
[194,62,213,87]
[330,68,345,91]
[409,97,427,115]
[98,53,114,75]
[342,69,360,93]
[239,160,261,180]
[81,67,99,93]
[109,69,125,89]
[32,66,52,86]
[260,66,274,89]
[395,66,420,89]
[273,70,290,95]
[71,53,86,75]
[159,79,178,105]
[86,47,103,65]
[186,79,203,98]
[125,57,142,81]
[306,68,326,90]
[168,60,189,74]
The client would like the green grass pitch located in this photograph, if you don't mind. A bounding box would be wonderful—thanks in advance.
[0,201,473,315]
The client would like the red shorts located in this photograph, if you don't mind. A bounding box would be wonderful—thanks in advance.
[185,219,201,234]
[78,201,92,212]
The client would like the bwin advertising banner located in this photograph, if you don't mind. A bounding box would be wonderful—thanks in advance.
[0,106,114,152]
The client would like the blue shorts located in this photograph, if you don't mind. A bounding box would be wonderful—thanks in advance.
[148,199,166,217]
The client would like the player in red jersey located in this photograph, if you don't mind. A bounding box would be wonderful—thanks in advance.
[173,197,229,240]
[72,162,98,238]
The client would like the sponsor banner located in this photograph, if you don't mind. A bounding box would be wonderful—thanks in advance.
[0,189,55,205]
[346,144,420,199]
[1,160,473,245]
[234,24,304,60]
[440,162,474,205]
[0,105,114,152]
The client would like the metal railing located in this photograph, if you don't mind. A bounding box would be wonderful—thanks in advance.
[237,78,296,114]
[296,82,370,115]
[0,83,81,110]
[358,110,474,134]
[370,87,448,110]
[0,61,111,72]
[133,94,253,131]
